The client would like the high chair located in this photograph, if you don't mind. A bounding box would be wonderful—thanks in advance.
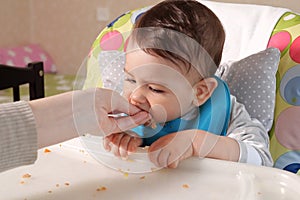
[83,1,300,174]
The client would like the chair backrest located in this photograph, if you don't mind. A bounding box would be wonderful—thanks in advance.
[0,62,45,101]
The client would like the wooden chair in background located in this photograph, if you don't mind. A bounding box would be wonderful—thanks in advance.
[0,62,45,101]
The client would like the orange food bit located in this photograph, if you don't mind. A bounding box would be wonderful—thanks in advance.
[44,148,51,153]
[182,184,189,188]
[22,173,31,178]
[96,186,107,191]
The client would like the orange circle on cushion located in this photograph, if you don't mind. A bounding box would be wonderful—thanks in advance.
[275,106,300,150]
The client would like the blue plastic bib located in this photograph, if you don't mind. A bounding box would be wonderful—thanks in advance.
[131,76,231,146]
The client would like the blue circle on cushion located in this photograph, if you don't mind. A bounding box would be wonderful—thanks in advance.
[274,151,300,173]
[280,65,300,105]
[284,77,300,106]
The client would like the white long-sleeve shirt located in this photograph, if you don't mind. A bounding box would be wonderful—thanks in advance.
[227,95,273,167]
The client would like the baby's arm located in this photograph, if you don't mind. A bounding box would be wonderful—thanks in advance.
[148,129,240,168]
[103,131,142,159]
[148,95,273,168]
[226,95,273,167]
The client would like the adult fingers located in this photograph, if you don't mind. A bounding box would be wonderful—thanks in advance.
[111,111,150,134]
[110,90,141,115]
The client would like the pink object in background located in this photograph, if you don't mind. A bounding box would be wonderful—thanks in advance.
[0,44,56,73]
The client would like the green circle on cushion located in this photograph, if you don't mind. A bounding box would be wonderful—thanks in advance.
[275,12,300,30]
[113,13,131,29]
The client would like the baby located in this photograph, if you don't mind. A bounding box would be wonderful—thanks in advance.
[104,0,273,168]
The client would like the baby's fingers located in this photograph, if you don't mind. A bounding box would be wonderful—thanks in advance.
[127,137,143,152]
[119,135,131,158]
[103,135,114,151]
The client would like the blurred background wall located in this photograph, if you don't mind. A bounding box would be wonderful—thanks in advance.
[0,0,299,74]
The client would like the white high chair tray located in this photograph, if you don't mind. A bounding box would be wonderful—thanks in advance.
[0,136,299,200]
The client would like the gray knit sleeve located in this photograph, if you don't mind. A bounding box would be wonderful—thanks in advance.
[0,101,37,172]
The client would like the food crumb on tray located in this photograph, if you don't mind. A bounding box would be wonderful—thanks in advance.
[123,172,129,178]
[182,184,189,189]
[96,186,107,191]
[44,148,51,153]
[22,173,31,178]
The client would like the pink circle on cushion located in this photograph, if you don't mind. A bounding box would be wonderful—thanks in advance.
[100,30,123,50]
[275,106,300,150]
[290,36,300,63]
[267,31,291,52]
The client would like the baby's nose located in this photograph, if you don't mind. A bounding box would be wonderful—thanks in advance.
[130,87,149,111]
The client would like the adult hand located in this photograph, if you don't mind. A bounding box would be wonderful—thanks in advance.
[31,88,151,148]
[73,88,151,136]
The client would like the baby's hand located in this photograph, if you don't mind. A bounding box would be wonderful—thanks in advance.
[148,130,196,168]
[103,131,142,159]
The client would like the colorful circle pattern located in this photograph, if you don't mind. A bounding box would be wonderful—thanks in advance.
[268,12,300,174]
[96,7,150,52]
[85,7,150,89]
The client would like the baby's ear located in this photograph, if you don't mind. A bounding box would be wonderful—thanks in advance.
[192,77,218,106]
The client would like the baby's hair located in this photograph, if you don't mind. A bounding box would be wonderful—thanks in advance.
[132,0,225,77]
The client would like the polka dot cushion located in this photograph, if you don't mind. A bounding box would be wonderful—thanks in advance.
[267,12,300,174]
[217,48,280,132]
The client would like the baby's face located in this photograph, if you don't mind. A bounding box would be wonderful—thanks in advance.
[123,49,196,123]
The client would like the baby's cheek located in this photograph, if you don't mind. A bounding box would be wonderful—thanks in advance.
[149,104,168,123]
